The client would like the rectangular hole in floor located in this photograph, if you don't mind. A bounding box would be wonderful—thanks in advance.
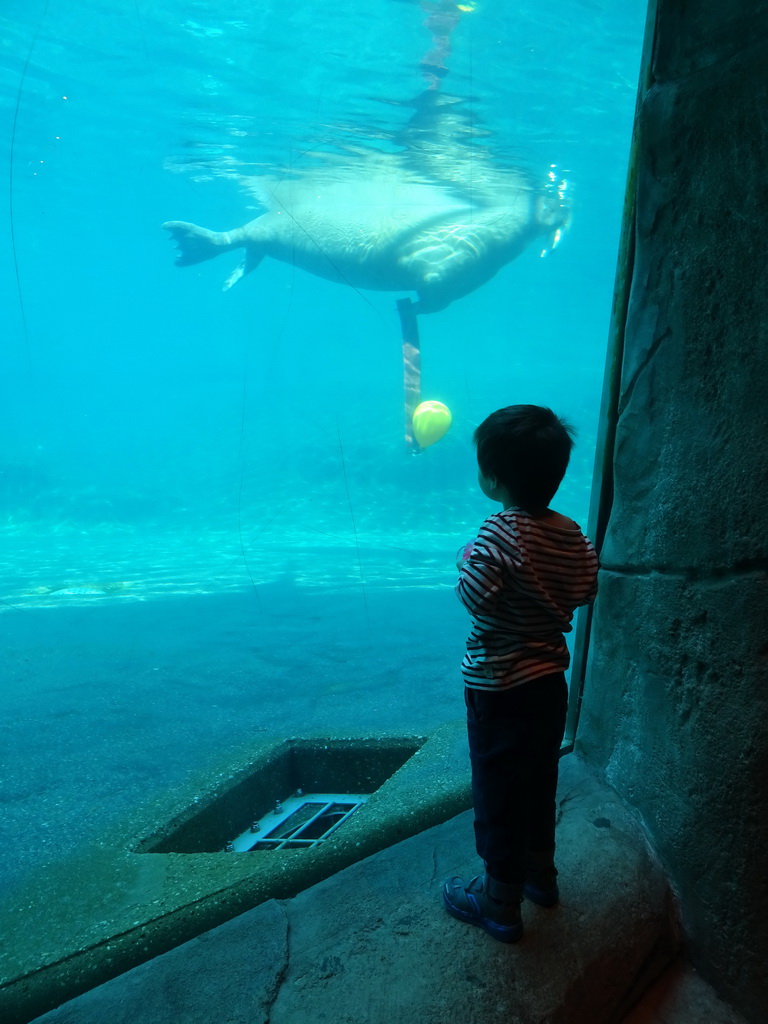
[136,736,425,855]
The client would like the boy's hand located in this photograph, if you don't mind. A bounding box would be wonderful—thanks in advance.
[456,540,475,570]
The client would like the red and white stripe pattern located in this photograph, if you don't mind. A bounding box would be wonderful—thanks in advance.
[456,509,599,691]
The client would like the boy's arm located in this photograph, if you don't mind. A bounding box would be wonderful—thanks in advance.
[455,540,475,570]
[455,528,508,616]
[580,541,601,606]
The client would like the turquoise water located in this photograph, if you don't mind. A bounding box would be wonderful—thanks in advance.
[1,1,645,889]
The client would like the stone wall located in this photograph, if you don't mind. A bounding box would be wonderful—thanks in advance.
[576,3,768,1021]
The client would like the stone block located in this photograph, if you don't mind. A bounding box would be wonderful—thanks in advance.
[579,571,768,1016]
[601,41,768,573]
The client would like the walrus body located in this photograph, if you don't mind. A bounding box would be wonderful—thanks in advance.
[164,152,567,314]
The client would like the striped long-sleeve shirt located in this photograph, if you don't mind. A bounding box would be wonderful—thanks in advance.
[456,508,599,690]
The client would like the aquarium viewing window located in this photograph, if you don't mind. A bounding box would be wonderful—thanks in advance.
[1,3,648,1008]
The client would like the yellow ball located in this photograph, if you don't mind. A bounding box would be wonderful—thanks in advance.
[412,400,452,449]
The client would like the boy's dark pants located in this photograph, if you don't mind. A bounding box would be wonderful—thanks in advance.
[465,673,568,885]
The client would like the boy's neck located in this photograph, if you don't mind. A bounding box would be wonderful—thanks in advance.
[500,502,570,525]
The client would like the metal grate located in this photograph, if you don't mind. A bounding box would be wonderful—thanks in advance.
[227,792,369,852]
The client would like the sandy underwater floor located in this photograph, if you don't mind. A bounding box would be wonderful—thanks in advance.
[1,573,468,895]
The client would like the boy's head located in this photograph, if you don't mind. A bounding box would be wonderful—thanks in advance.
[474,405,575,511]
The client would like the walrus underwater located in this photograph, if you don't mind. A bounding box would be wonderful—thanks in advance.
[163,98,569,315]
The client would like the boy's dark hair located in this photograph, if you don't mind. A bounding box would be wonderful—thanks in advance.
[474,405,575,510]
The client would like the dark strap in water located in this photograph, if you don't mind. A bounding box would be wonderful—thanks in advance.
[397,297,421,453]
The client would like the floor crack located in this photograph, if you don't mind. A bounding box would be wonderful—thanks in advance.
[556,793,576,826]
[263,900,291,1024]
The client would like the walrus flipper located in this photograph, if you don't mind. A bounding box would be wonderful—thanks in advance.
[223,250,263,291]
[164,219,264,291]
[162,221,237,266]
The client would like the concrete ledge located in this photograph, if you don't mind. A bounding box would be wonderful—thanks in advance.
[621,958,748,1024]
[23,754,678,1024]
[0,723,471,1024]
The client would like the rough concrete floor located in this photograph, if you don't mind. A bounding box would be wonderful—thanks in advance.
[25,754,691,1024]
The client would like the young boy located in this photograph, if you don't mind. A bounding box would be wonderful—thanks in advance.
[443,405,599,943]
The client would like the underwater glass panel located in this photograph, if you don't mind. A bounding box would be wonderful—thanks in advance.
[1,0,645,891]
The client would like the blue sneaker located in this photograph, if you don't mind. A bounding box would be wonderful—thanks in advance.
[523,878,560,907]
[442,874,523,943]
[524,853,559,907]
